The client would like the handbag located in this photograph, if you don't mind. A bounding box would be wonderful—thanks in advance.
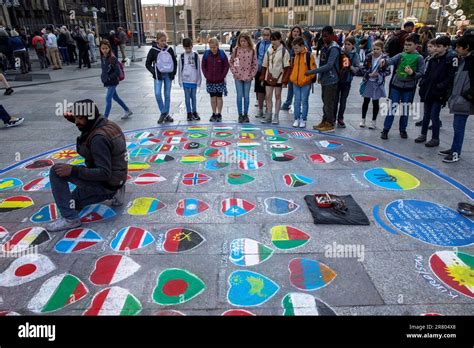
[266,72,282,86]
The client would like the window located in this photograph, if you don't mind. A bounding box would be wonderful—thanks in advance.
[294,0,309,6]
[337,0,354,4]
[275,0,288,7]
[336,10,353,25]
[314,10,330,25]
[262,13,269,26]
[315,0,330,5]
[360,10,377,24]
[411,8,424,21]
[261,0,269,8]
[274,12,288,26]
[296,12,308,25]
[385,10,401,23]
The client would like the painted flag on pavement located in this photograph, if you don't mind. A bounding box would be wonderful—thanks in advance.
[83,287,142,316]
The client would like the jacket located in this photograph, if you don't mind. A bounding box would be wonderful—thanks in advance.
[448,53,474,115]
[57,33,68,47]
[101,55,120,87]
[419,51,456,104]
[289,48,316,87]
[386,52,425,90]
[260,44,291,85]
[340,49,360,83]
[307,41,340,86]
[145,43,177,81]
[9,37,26,52]
[230,47,258,82]
[71,117,128,189]
[360,53,391,84]
[201,49,230,84]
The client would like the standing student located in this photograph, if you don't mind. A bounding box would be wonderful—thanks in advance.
[100,40,132,120]
[281,25,303,111]
[289,37,316,128]
[306,26,340,133]
[334,36,360,128]
[178,38,202,122]
[440,35,474,163]
[359,40,391,129]
[254,27,272,118]
[230,32,258,123]
[380,34,425,139]
[259,31,291,124]
[145,31,177,124]
[201,37,230,123]
[415,36,456,148]
[74,28,91,69]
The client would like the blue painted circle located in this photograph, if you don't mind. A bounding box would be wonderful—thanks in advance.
[385,199,474,247]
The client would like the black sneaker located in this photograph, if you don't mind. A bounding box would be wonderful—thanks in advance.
[438,149,453,156]
[428,121,443,130]
[425,139,440,147]
[187,112,193,121]
[238,115,244,123]
[4,88,13,96]
[157,113,167,124]
[243,115,250,123]
[5,117,24,128]
[381,131,388,140]
[192,112,201,121]
[443,153,460,163]
[164,114,174,123]
[216,114,222,122]
[209,114,217,122]
[414,135,427,143]
[400,131,408,139]
[337,120,346,128]
[415,121,422,127]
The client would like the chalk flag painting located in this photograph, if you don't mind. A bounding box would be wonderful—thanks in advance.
[152,268,206,305]
[238,159,264,171]
[0,178,23,191]
[30,203,61,223]
[0,254,56,287]
[175,198,209,217]
[22,177,51,192]
[134,173,166,186]
[162,228,205,253]
[288,258,337,291]
[222,309,256,316]
[162,130,183,137]
[110,227,155,252]
[181,173,212,186]
[317,140,343,149]
[227,270,279,307]
[89,255,141,286]
[350,153,379,162]
[221,198,256,217]
[1,227,50,253]
[132,131,153,140]
[385,200,474,247]
[153,145,178,153]
[83,287,142,316]
[0,196,34,213]
[80,204,116,223]
[309,154,336,164]
[180,155,206,164]
[272,153,295,162]
[282,293,337,316]
[283,174,313,188]
[229,239,274,267]
[28,273,88,313]
[24,159,54,170]
[270,225,311,250]
[264,197,299,216]
[127,198,165,216]
[148,154,174,164]
[0,226,8,239]
[429,251,474,299]
[227,173,255,186]
[128,162,151,172]
[364,168,420,191]
[54,228,103,254]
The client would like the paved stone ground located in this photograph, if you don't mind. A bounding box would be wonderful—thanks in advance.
[0,47,472,316]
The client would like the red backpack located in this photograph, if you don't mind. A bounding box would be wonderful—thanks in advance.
[109,56,125,81]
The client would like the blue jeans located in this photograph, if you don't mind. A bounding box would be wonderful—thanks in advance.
[0,105,11,123]
[59,47,69,64]
[104,85,130,118]
[451,114,469,155]
[49,166,115,220]
[383,87,415,132]
[335,82,351,121]
[421,101,442,140]
[184,87,197,113]
[282,82,294,109]
[154,75,171,114]
[293,84,311,121]
[235,80,252,115]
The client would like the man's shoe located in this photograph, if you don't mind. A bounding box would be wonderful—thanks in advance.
[439,149,453,156]
[400,131,408,139]
[165,114,174,123]
[415,135,427,143]
[121,110,133,120]
[238,115,244,123]
[299,120,306,128]
[313,120,326,130]
[216,114,223,122]
[111,186,126,207]
[272,114,279,124]
[209,114,217,122]
[319,124,335,133]
[46,217,82,233]
[4,88,13,96]
[187,112,193,121]
[192,112,201,121]
[337,120,346,128]
[381,131,388,140]
[5,117,24,128]
[425,139,440,148]
[293,120,300,128]
[157,113,167,124]
[415,121,423,127]
[243,115,250,123]
[443,153,460,163]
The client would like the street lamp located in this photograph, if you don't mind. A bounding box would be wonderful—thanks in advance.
[430,0,464,33]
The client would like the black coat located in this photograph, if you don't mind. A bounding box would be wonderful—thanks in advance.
[419,52,457,104]
[145,43,177,81]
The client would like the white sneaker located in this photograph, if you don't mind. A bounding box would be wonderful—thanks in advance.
[359,119,366,128]
[5,117,24,128]
[121,110,133,119]
[368,120,376,129]
[46,217,82,233]
[299,120,306,128]
[293,120,300,128]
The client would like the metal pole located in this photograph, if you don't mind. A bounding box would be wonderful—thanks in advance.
[135,0,141,48]
[172,0,177,51]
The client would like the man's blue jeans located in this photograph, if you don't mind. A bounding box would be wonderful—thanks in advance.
[383,87,415,132]
[104,86,129,118]
[184,87,197,113]
[235,80,252,115]
[451,114,469,155]
[154,75,171,114]
[293,84,311,121]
